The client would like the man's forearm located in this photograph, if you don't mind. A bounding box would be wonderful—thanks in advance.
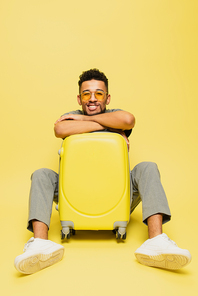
[54,120,105,138]
[86,111,135,130]
[54,110,135,139]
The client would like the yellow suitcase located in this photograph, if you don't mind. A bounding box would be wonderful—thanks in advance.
[57,132,131,240]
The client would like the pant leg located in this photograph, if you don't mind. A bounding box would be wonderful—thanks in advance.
[130,162,171,225]
[27,168,59,232]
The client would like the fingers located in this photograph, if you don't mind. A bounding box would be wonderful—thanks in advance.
[54,114,71,125]
[54,114,86,125]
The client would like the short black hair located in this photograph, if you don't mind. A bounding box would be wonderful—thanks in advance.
[78,68,108,93]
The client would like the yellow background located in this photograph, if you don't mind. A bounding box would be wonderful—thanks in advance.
[0,0,197,295]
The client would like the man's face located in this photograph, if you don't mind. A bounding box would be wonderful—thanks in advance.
[77,79,111,115]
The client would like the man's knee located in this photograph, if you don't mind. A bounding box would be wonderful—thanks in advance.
[132,162,160,181]
[136,161,159,173]
[31,168,55,181]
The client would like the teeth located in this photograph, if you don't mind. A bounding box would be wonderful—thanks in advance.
[88,106,97,110]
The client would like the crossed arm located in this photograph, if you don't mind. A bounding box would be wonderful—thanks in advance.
[54,111,135,139]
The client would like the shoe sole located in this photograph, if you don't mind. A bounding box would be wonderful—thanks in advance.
[15,249,64,274]
[135,253,191,270]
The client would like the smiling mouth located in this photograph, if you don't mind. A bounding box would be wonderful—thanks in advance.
[87,105,98,111]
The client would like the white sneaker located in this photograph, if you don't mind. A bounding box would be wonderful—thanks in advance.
[14,237,64,274]
[134,233,192,270]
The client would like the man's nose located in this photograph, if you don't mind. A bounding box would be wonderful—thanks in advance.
[89,92,97,101]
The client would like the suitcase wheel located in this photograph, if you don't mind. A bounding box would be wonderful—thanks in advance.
[61,228,75,240]
[61,230,66,239]
[122,232,127,240]
[115,228,127,240]
[71,229,76,235]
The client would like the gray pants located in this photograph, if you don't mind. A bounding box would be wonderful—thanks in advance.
[27,162,171,232]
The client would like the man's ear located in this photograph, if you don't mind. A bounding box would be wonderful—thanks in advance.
[77,95,82,106]
[106,94,111,105]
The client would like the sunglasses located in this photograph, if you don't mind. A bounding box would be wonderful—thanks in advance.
[80,90,107,102]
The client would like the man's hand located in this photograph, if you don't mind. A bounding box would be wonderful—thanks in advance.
[54,114,105,138]
[54,114,88,125]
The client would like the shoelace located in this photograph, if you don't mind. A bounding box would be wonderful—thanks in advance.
[162,234,177,246]
[23,237,35,252]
